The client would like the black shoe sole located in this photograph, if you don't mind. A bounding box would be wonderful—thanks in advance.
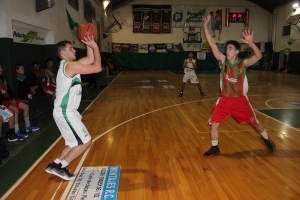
[204,150,220,158]
[52,169,75,181]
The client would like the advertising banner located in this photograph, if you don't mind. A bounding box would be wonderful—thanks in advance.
[12,24,47,45]
[172,6,207,27]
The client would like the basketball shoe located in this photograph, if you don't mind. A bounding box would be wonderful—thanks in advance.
[52,164,75,180]
[45,162,57,174]
[204,145,220,157]
[264,138,276,152]
[25,125,39,132]
[16,130,28,138]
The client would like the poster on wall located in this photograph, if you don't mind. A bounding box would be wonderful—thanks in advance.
[121,43,130,52]
[156,43,166,53]
[210,9,222,40]
[166,43,174,52]
[148,44,157,53]
[216,43,226,53]
[130,44,139,53]
[172,6,207,27]
[12,23,47,45]
[112,43,122,52]
[162,5,172,33]
[142,5,152,33]
[151,5,162,33]
[139,44,148,53]
[132,5,142,33]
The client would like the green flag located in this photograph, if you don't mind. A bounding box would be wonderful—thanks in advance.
[66,8,79,30]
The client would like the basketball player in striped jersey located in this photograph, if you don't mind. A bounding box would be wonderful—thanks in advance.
[202,13,276,157]
[45,36,102,180]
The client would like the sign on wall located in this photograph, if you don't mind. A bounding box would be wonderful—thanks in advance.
[172,6,207,27]
[132,5,172,34]
[12,24,48,45]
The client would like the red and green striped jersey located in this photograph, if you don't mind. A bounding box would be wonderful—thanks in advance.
[220,58,248,97]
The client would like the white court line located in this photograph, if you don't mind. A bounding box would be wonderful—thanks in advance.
[265,96,300,109]
[59,97,217,199]
[0,73,120,200]
[254,109,300,132]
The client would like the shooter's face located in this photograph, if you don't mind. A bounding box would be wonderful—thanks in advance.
[62,44,76,61]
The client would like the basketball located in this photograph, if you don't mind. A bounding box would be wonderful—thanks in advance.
[77,23,98,41]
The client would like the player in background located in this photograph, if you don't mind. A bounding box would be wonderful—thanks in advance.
[178,52,205,97]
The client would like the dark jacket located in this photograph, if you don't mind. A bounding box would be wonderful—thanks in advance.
[16,74,31,101]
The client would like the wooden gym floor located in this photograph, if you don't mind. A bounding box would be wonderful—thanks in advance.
[1,70,300,200]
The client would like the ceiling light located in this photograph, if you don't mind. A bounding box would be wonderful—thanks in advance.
[292,3,299,11]
[103,0,110,10]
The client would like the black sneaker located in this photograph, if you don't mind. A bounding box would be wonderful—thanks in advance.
[200,91,205,96]
[264,139,276,152]
[45,162,57,174]
[8,134,25,142]
[52,164,75,180]
[178,92,183,97]
[204,145,220,158]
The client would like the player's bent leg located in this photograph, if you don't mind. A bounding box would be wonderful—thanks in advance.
[253,123,276,152]
[204,123,220,157]
[51,140,92,180]
[46,145,72,174]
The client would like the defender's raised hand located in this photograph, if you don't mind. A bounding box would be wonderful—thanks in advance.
[241,29,254,44]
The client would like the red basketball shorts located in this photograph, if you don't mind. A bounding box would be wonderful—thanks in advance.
[209,96,259,126]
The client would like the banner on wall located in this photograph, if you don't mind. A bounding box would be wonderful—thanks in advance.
[12,24,47,45]
[172,6,207,27]
[151,5,162,33]
[132,5,172,34]
[142,5,152,33]
[112,43,122,52]
[162,5,172,33]
[139,44,148,53]
[156,43,166,53]
[166,43,174,52]
[130,44,139,53]
[121,43,130,52]
[148,44,157,53]
[133,5,143,33]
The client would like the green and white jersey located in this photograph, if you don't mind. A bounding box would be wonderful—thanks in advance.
[54,60,82,110]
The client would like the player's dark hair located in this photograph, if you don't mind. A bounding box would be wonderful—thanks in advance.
[46,58,53,64]
[15,63,24,70]
[226,40,241,51]
[55,40,72,59]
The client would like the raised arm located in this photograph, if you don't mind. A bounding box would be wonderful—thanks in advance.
[77,45,94,65]
[202,14,225,66]
[66,36,102,76]
[241,29,262,67]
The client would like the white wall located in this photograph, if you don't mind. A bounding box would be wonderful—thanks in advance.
[273,2,300,52]
[0,0,105,48]
[105,0,271,49]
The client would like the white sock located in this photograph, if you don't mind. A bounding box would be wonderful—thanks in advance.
[14,124,19,133]
[212,140,218,146]
[24,117,30,127]
[54,158,61,164]
[260,130,268,139]
[60,160,69,168]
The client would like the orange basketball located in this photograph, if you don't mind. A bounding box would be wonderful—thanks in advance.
[77,23,98,41]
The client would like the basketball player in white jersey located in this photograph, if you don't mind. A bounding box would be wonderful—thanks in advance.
[178,52,205,97]
[45,36,102,180]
